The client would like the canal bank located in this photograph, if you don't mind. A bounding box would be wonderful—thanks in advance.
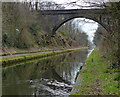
[71,48,119,95]
[1,47,87,65]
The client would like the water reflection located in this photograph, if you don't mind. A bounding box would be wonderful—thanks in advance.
[2,49,88,95]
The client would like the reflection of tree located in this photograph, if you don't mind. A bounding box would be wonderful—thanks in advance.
[58,20,89,47]
[54,50,88,84]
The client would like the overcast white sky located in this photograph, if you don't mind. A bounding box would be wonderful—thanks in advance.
[72,18,98,43]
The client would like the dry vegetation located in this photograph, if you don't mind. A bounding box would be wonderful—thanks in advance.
[2,2,88,55]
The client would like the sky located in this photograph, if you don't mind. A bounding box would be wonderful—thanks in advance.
[72,18,98,43]
[81,22,98,42]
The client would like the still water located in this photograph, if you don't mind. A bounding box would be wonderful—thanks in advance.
[2,49,89,96]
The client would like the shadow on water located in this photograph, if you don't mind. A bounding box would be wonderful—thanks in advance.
[2,49,89,95]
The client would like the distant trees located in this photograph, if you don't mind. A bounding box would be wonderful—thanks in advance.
[39,1,65,10]
[58,19,89,47]
[21,0,65,10]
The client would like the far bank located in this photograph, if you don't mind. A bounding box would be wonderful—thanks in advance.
[1,47,88,66]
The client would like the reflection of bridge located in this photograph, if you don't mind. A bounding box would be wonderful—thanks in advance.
[38,9,114,35]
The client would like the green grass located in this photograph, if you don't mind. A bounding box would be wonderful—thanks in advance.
[1,47,88,65]
[1,50,73,70]
[71,48,119,95]
[60,32,67,36]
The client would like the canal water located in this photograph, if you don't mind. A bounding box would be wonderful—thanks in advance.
[2,49,90,96]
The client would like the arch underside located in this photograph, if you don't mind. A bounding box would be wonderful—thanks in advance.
[52,15,109,35]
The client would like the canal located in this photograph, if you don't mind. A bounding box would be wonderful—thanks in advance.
[2,49,91,96]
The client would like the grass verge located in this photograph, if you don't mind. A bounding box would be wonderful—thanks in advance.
[71,48,119,95]
[1,47,87,65]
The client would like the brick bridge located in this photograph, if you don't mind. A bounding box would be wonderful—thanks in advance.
[38,9,116,36]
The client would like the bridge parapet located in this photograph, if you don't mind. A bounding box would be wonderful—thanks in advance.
[39,9,110,15]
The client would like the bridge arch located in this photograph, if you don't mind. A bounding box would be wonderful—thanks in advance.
[52,16,109,35]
